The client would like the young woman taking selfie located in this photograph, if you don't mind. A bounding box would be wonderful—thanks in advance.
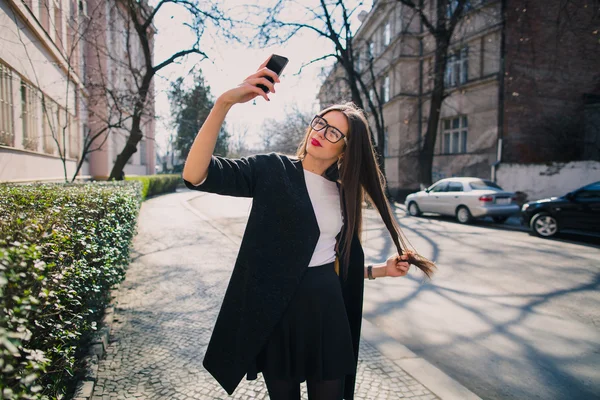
[182,56,437,400]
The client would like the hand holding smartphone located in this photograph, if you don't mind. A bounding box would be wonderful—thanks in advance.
[257,54,289,93]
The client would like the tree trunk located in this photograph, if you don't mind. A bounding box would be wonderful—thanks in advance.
[419,34,451,187]
[108,71,154,180]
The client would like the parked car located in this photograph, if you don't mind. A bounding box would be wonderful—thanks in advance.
[404,177,520,224]
[520,181,600,238]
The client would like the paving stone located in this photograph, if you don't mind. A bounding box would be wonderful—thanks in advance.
[91,191,439,400]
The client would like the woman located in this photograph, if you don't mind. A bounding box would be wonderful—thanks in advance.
[182,57,436,400]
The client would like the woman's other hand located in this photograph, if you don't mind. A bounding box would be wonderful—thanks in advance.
[384,252,411,278]
[218,56,280,106]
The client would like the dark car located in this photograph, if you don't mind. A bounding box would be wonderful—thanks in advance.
[520,181,600,238]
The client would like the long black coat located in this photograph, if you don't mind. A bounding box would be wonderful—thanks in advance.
[182,152,365,399]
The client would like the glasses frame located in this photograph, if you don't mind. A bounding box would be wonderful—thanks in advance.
[310,115,348,144]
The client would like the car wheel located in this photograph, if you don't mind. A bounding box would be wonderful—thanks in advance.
[456,206,473,224]
[493,216,509,224]
[530,212,558,237]
[408,202,421,217]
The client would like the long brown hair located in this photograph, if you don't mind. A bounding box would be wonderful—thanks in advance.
[296,102,437,280]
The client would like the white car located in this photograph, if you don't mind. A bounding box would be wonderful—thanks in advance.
[404,177,521,224]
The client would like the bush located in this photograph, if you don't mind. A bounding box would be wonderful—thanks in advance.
[123,174,181,200]
[0,180,142,399]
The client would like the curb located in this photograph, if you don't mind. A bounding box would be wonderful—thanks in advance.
[72,284,121,400]
[360,318,481,400]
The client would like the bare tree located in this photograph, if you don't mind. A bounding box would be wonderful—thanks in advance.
[394,0,470,186]
[93,0,239,180]
[259,105,314,155]
[250,0,393,193]
[227,122,252,158]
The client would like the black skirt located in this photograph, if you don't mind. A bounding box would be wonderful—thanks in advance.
[246,261,357,383]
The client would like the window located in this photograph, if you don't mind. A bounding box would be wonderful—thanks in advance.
[445,46,468,87]
[575,182,600,201]
[68,112,79,159]
[54,0,64,50]
[383,21,391,47]
[39,0,50,31]
[354,50,361,72]
[56,106,67,155]
[442,116,467,154]
[447,0,472,19]
[447,181,464,192]
[383,126,389,157]
[368,40,375,60]
[429,182,448,192]
[42,96,58,155]
[396,6,403,34]
[83,123,90,162]
[381,75,390,103]
[0,62,14,147]
[140,138,147,165]
[21,82,39,151]
[67,0,79,65]
[469,180,503,191]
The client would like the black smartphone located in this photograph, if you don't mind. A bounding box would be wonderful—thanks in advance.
[257,54,289,93]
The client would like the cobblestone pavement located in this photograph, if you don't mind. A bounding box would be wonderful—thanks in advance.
[91,191,438,400]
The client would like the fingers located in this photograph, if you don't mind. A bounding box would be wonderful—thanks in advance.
[248,67,281,84]
[253,86,270,102]
[245,84,269,102]
[396,263,409,275]
[246,77,276,94]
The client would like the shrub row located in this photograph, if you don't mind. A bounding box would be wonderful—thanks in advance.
[0,180,143,399]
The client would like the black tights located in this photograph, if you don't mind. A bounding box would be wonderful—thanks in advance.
[263,373,345,400]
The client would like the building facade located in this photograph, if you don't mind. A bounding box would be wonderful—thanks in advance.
[318,0,599,195]
[0,0,155,182]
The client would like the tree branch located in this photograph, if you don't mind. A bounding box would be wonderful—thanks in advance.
[153,48,207,72]
[295,53,338,75]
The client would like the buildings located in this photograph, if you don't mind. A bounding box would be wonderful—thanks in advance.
[318,0,600,197]
[0,0,155,182]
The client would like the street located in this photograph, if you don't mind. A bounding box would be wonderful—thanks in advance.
[188,190,600,400]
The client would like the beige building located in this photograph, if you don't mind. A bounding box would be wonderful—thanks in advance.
[319,0,502,195]
[319,0,600,196]
[0,0,155,182]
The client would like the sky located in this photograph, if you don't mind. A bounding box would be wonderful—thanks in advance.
[150,0,372,157]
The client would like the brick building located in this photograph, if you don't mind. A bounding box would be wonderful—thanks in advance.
[317,0,600,195]
[0,0,155,182]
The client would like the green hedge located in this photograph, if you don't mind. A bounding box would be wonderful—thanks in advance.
[123,174,181,200]
[0,180,142,399]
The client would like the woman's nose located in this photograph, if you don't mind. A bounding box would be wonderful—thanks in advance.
[313,129,327,141]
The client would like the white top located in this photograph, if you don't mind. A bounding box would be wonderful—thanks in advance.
[191,168,344,267]
[303,169,344,267]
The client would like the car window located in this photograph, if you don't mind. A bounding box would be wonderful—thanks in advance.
[469,180,503,191]
[580,182,600,191]
[447,182,464,192]
[429,182,448,192]
[575,189,600,201]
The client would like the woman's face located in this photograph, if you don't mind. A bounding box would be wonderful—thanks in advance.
[306,110,348,161]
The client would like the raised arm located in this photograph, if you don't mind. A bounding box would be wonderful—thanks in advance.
[181,56,280,188]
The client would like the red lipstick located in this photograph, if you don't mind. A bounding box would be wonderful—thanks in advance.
[311,138,322,147]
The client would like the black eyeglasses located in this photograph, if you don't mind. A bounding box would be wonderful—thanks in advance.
[310,115,347,144]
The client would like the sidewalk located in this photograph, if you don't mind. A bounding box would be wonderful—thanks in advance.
[90,191,480,400]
